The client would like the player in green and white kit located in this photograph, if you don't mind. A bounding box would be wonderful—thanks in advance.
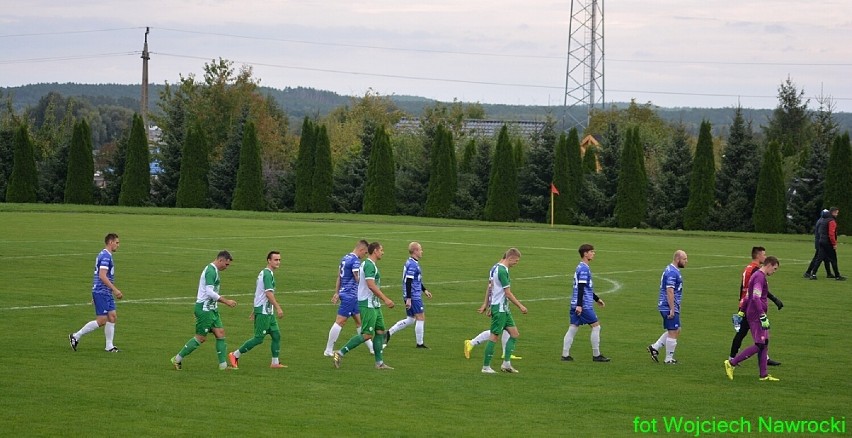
[228,251,286,369]
[480,248,527,374]
[333,242,396,370]
[171,251,238,370]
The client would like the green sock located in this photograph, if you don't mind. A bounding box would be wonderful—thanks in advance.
[270,331,281,359]
[505,337,517,361]
[239,335,264,355]
[484,340,496,367]
[178,337,201,358]
[373,332,384,363]
[216,338,227,365]
[340,334,366,355]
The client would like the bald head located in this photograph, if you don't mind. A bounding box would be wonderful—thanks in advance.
[673,250,688,269]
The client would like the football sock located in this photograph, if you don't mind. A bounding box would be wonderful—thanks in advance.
[233,349,241,359]
[415,320,425,344]
[653,332,668,350]
[390,316,415,335]
[270,331,281,359]
[366,338,374,353]
[178,337,201,358]
[483,341,496,367]
[758,345,768,377]
[104,322,116,350]
[216,338,227,365]
[239,335,264,354]
[471,330,491,346]
[504,337,517,365]
[373,333,384,363]
[340,334,365,355]
[325,323,342,352]
[75,320,100,339]
[501,330,510,352]
[562,325,578,356]
[665,337,677,361]
[590,325,601,357]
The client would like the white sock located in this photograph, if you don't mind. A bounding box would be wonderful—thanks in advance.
[415,320,425,344]
[665,337,678,361]
[366,338,374,353]
[233,350,242,358]
[471,330,491,346]
[653,332,668,350]
[501,360,511,368]
[501,330,510,351]
[75,320,100,339]
[325,323,342,352]
[590,325,601,356]
[390,316,415,336]
[562,325,578,356]
[104,322,115,350]
[271,357,279,365]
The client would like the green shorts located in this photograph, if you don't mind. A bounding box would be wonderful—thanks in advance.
[194,303,223,336]
[358,304,385,336]
[489,304,515,335]
[253,313,280,338]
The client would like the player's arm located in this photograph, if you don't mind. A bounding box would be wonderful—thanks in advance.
[404,276,413,308]
[331,269,341,304]
[575,281,586,313]
[592,292,605,307]
[478,281,492,313]
[98,267,123,299]
[829,220,837,247]
[422,283,432,299]
[504,286,527,314]
[666,286,675,318]
[767,292,783,310]
[367,278,394,308]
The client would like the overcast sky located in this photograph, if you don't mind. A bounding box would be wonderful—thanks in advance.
[2,0,851,112]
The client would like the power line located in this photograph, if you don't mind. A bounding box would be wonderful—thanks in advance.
[0,27,143,38]
[0,52,139,65]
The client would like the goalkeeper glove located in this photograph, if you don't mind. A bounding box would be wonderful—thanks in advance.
[769,295,784,310]
[737,311,745,318]
[759,314,770,329]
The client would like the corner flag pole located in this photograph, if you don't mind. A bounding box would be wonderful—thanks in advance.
[549,183,559,227]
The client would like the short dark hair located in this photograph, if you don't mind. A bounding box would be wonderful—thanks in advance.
[829,207,839,213]
[367,242,382,254]
[751,246,766,259]
[217,250,233,261]
[267,250,280,261]
[579,244,594,258]
[105,233,119,244]
[764,256,780,267]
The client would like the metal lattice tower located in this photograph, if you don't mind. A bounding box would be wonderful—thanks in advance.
[563,0,604,131]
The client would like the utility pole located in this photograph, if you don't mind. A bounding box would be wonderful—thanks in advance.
[141,27,150,127]
[563,0,604,131]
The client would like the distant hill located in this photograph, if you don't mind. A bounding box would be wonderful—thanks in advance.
[3,82,852,135]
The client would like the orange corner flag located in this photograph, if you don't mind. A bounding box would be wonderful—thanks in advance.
[550,183,560,195]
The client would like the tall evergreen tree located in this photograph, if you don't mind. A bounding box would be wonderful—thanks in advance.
[230,121,264,211]
[484,125,519,222]
[517,118,555,223]
[614,127,647,228]
[513,138,525,169]
[64,120,94,204]
[294,117,316,212]
[176,122,209,208]
[752,141,786,233]
[208,114,245,209]
[0,128,14,202]
[582,144,598,174]
[425,125,458,217]
[683,120,716,230]
[363,125,396,215]
[552,133,571,224]
[825,132,852,234]
[459,138,476,174]
[647,125,692,230]
[763,77,811,158]
[580,122,621,226]
[310,124,333,213]
[6,123,39,203]
[150,96,184,207]
[118,114,150,206]
[710,108,761,231]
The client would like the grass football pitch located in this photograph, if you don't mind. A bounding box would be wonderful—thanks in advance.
[0,205,849,436]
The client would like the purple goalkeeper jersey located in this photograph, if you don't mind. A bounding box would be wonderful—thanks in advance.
[744,270,769,322]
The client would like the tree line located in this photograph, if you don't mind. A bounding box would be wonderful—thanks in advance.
[2,61,850,235]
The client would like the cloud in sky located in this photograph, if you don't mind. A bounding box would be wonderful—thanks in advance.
[2,0,851,111]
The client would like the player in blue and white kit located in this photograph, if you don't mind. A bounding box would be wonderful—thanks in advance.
[324,240,370,356]
[385,242,433,348]
[69,233,123,352]
[647,250,688,364]
[562,244,610,362]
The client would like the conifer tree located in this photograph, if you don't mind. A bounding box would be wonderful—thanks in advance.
[6,123,39,203]
[363,125,396,215]
[294,117,316,212]
[118,114,150,206]
[683,120,715,230]
[484,125,519,222]
[647,125,692,230]
[614,127,647,228]
[459,138,476,174]
[208,116,244,209]
[752,141,786,233]
[64,120,94,204]
[426,125,458,217]
[582,144,598,174]
[310,124,333,212]
[825,132,852,233]
[552,133,571,224]
[176,122,209,208]
[231,121,265,211]
[711,108,760,231]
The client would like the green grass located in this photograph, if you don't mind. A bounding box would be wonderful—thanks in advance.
[0,205,849,436]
